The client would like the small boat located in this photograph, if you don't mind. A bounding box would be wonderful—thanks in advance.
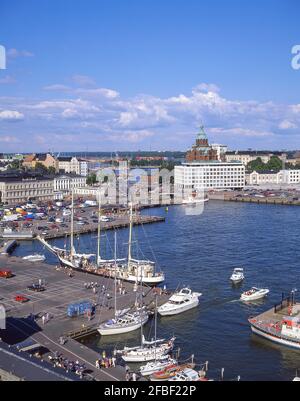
[230,268,244,283]
[117,336,176,363]
[98,309,149,336]
[182,196,209,205]
[150,360,195,381]
[140,358,178,377]
[168,368,203,381]
[22,254,45,262]
[240,287,269,301]
[158,287,202,316]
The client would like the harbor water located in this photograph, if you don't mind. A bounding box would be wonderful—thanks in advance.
[13,201,300,380]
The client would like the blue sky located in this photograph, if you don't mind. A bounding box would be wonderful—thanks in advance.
[0,0,300,152]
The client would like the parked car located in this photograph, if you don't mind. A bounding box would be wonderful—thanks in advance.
[0,270,13,279]
[27,284,46,292]
[14,295,29,303]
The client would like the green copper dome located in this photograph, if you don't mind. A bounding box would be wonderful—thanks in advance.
[197,126,208,141]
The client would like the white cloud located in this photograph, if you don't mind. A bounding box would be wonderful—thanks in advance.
[0,110,24,121]
[0,135,20,143]
[0,75,16,84]
[1,82,300,150]
[76,87,119,99]
[7,48,34,59]
[71,74,95,86]
[279,120,297,130]
[43,84,71,92]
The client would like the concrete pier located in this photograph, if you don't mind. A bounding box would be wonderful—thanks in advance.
[0,256,170,381]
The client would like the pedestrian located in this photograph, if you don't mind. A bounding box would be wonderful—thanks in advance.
[132,372,137,381]
[125,372,130,381]
[42,315,45,325]
[95,359,99,369]
[111,356,116,367]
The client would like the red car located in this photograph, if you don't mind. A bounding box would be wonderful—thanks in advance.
[0,270,13,279]
[14,295,29,303]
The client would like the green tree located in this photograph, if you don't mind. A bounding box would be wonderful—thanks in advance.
[87,173,97,185]
[266,156,283,171]
[246,157,266,172]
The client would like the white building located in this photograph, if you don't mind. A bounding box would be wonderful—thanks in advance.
[225,151,287,166]
[175,161,245,190]
[211,144,228,161]
[246,169,300,186]
[53,175,87,199]
[58,156,88,177]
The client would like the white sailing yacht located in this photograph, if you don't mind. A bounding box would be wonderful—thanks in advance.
[116,293,176,363]
[97,231,149,336]
[122,202,165,285]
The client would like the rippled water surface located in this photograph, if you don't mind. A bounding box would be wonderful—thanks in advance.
[13,201,300,380]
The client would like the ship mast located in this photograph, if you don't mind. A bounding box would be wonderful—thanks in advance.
[127,201,133,269]
[70,187,74,260]
[114,230,117,319]
[97,189,101,266]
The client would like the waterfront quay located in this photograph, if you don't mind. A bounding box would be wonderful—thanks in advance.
[209,188,300,206]
[0,256,170,381]
[0,205,165,240]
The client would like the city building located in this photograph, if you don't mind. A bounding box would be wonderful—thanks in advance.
[225,151,287,166]
[23,153,58,171]
[211,144,228,161]
[246,169,300,186]
[58,156,88,176]
[53,174,87,199]
[0,174,54,204]
[175,129,245,190]
[175,161,245,190]
[186,126,218,162]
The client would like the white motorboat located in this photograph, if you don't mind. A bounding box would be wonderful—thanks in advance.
[98,309,149,336]
[22,254,45,262]
[230,268,244,283]
[182,196,209,205]
[240,287,269,301]
[140,357,178,377]
[158,287,202,316]
[168,368,201,381]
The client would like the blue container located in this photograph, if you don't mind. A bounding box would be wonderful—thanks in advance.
[67,301,92,317]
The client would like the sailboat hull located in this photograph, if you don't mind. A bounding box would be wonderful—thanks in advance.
[98,315,149,336]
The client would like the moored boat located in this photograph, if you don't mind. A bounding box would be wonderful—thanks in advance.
[230,268,244,283]
[158,287,202,316]
[150,360,196,381]
[22,254,45,262]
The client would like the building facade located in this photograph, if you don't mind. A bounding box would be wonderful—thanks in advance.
[58,156,88,176]
[53,174,87,199]
[246,169,300,186]
[0,175,54,205]
[225,151,287,165]
[23,153,58,171]
[175,161,245,190]
[186,127,218,162]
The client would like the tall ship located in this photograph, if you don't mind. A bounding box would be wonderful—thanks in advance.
[249,291,300,350]
[38,191,165,285]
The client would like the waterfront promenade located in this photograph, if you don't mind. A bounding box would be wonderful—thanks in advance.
[0,255,169,381]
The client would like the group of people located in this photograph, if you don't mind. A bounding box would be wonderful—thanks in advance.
[49,352,86,378]
[95,352,116,369]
